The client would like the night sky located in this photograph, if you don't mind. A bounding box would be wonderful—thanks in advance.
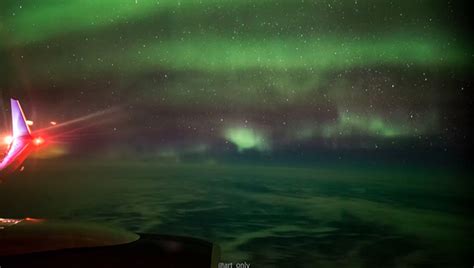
[1,2,474,266]
[0,0,472,164]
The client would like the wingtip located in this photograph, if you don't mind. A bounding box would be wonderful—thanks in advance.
[10,98,32,138]
[10,98,19,104]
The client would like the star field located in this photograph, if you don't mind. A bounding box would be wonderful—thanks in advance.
[0,0,472,160]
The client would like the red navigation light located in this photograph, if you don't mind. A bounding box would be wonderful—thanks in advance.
[33,137,45,146]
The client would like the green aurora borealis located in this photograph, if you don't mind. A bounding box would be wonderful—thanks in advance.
[0,0,472,154]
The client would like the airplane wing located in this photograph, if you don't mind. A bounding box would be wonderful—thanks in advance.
[0,137,31,169]
[0,99,32,170]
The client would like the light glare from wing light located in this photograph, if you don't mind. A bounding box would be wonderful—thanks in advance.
[3,135,13,145]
